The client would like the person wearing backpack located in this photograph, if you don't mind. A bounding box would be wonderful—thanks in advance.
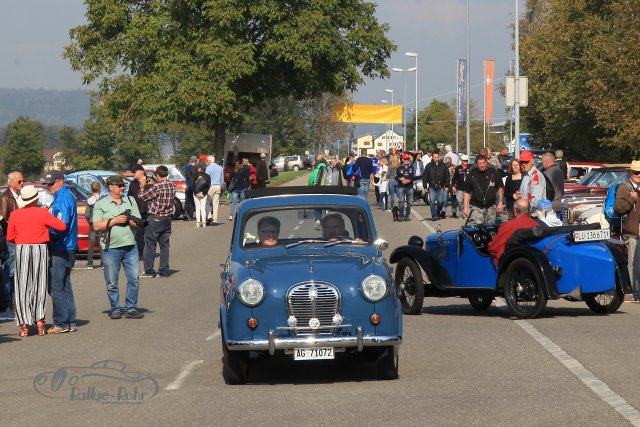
[541,152,564,216]
[613,161,640,303]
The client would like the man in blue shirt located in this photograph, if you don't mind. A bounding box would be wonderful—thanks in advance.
[44,170,79,334]
[354,149,374,201]
[205,155,224,226]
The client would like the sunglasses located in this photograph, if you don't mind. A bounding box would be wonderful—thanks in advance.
[633,171,640,176]
[16,180,24,184]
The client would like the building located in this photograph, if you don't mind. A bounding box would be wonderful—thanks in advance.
[354,130,405,155]
[44,149,73,172]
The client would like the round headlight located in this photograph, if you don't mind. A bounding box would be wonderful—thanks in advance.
[238,279,265,306]
[361,275,388,302]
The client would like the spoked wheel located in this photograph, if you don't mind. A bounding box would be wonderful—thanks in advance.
[377,346,399,380]
[395,257,425,315]
[584,289,624,314]
[502,258,547,319]
[468,296,495,311]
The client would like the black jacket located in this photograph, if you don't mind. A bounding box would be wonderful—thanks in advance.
[193,171,211,195]
[395,164,416,188]
[423,161,450,189]
[451,165,470,189]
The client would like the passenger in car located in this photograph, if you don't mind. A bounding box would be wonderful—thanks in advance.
[487,199,539,266]
[257,216,280,247]
[321,213,349,241]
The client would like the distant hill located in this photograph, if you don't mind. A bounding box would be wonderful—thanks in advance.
[0,88,90,128]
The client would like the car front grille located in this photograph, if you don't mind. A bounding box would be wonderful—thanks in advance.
[287,282,340,335]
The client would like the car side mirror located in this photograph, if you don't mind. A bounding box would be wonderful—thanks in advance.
[374,238,389,251]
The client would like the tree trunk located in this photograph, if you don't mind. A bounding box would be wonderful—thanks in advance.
[214,124,225,164]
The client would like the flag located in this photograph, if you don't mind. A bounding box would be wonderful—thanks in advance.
[484,60,495,123]
[457,59,466,122]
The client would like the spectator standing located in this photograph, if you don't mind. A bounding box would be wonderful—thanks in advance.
[395,153,416,221]
[309,156,327,186]
[443,157,457,217]
[497,147,510,165]
[8,185,66,336]
[44,170,79,334]
[541,152,565,215]
[0,171,23,319]
[321,157,343,187]
[422,149,433,168]
[182,155,197,220]
[354,149,374,201]
[423,150,450,220]
[487,199,538,265]
[463,155,504,226]
[205,155,224,226]
[375,158,389,210]
[372,153,381,204]
[387,152,400,210]
[256,153,269,188]
[451,155,471,219]
[486,147,500,169]
[613,161,640,303]
[517,150,546,215]
[193,163,211,228]
[127,164,148,260]
[92,175,144,318]
[229,159,252,220]
[85,181,102,269]
[504,159,523,219]
[443,144,460,166]
[555,149,569,179]
[138,165,176,278]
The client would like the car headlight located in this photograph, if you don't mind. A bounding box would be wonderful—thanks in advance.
[361,275,387,302]
[238,279,265,306]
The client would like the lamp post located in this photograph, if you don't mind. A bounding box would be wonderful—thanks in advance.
[385,89,394,135]
[406,52,418,151]
[392,68,407,146]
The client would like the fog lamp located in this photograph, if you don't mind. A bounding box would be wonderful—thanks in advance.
[247,317,258,330]
[370,313,381,325]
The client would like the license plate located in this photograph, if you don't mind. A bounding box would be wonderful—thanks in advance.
[293,347,335,361]
[573,228,610,242]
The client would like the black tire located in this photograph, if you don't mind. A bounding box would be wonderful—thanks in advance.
[221,338,249,385]
[502,258,547,319]
[584,289,624,314]
[468,296,494,311]
[377,346,399,380]
[395,257,425,315]
[293,165,299,172]
[172,198,182,220]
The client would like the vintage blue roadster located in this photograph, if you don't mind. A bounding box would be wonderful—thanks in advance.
[219,187,401,384]
[390,218,631,319]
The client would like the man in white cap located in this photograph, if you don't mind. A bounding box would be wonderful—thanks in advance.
[451,154,471,218]
[614,160,640,303]
[256,153,269,188]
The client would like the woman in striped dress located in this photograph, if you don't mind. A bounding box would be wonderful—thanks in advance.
[7,185,66,337]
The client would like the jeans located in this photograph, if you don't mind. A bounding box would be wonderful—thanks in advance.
[379,192,388,210]
[626,236,640,298]
[1,242,16,309]
[230,189,245,218]
[398,186,414,219]
[144,216,172,276]
[102,244,140,312]
[429,187,446,219]
[358,179,371,201]
[49,250,77,328]
[388,180,398,209]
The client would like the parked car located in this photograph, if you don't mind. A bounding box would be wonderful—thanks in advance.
[272,156,285,172]
[65,171,111,196]
[566,162,604,182]
[563,166,628,195]
[219,186,401,384]
[122,173,184,220]
[284,155,304,171]
[142,164,187,193]
[390,218,630,319]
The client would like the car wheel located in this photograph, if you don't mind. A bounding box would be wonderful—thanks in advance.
[293,165,299,172]
[377,346,399,380]
[584,289,624,314]
[172,198,182,220]
[221,335,249,385]
[395,257,425,315]
[502,258,547,319]
[468,296,494,311]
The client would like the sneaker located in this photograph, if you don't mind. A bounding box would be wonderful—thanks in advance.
[314,220,321,230]
[229,216,233,221]
[404,217,412,222]
[125,309,144,319]
[195,223,201,228]
[110,310,122,320]
[206,218,213,226]
[139,272,156,279]
[85,264,94,270]
[439,212,446,219]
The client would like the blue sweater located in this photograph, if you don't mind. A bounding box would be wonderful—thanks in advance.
[50,186,78,251]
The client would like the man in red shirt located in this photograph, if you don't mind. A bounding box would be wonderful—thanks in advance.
[487,199,539,266]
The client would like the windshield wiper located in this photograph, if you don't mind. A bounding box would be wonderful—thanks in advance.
[285,239,329,249]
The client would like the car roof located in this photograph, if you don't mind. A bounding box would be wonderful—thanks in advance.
[69,170,117,176]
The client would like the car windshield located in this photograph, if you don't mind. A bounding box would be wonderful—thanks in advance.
[576,170,605,186]
[240,207,372,248]
[588,171,624,187]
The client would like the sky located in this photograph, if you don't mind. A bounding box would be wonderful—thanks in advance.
[0,0,519,134]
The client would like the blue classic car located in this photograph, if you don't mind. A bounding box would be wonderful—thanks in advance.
[219,187,401,384]
[390,219,631,319]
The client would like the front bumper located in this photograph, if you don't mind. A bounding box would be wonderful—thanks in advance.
[226,326,402,356]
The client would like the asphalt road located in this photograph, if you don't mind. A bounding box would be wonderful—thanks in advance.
[1,177,639,426]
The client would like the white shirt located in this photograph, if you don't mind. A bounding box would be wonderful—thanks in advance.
[444,151,460,166]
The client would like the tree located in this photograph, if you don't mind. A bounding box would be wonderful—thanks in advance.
[2,116,46,178]
[303,93,354,155]
[64,1,396,159]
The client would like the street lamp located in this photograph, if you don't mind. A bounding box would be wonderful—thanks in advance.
[406,52,418,151]
[385,89,394,135]
[392,67,408,147]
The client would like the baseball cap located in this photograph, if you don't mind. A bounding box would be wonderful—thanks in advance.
[106,175,125,186]
[42,170,64,184]
[402,153,412,160]
[519,151,534,162]
[461,154,469,161]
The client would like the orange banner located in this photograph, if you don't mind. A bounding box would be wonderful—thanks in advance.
[332,104,402,124]
[484,60,495,123]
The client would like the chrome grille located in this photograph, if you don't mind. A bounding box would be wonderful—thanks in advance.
[287,282,340,335]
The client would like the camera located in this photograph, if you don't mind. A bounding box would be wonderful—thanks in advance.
[118,209,143,227]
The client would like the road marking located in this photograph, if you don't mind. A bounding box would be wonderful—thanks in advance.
[165,360,204,391]
[412,208,436,234]
[207,330,221,341]
[494,299,640,425]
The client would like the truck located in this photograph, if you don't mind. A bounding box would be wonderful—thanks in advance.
[223,133,273,186]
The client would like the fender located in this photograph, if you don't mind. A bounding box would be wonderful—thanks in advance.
[605,243,632,294]
[389,245,454,288]
[498,247,558,299]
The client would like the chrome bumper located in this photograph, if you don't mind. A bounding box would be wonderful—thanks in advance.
[226,326,402,356]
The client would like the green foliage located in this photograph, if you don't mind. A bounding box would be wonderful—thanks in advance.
[2,116,47,178]
[162,122,213,166]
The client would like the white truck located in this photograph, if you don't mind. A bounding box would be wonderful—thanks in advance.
[223,133,273,185]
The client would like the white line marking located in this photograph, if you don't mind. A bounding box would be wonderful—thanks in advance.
[206,330,221,341]
[164,360,203,391]
[412,208,436,234]
[298,220,304,225]
[293,226,300,230]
